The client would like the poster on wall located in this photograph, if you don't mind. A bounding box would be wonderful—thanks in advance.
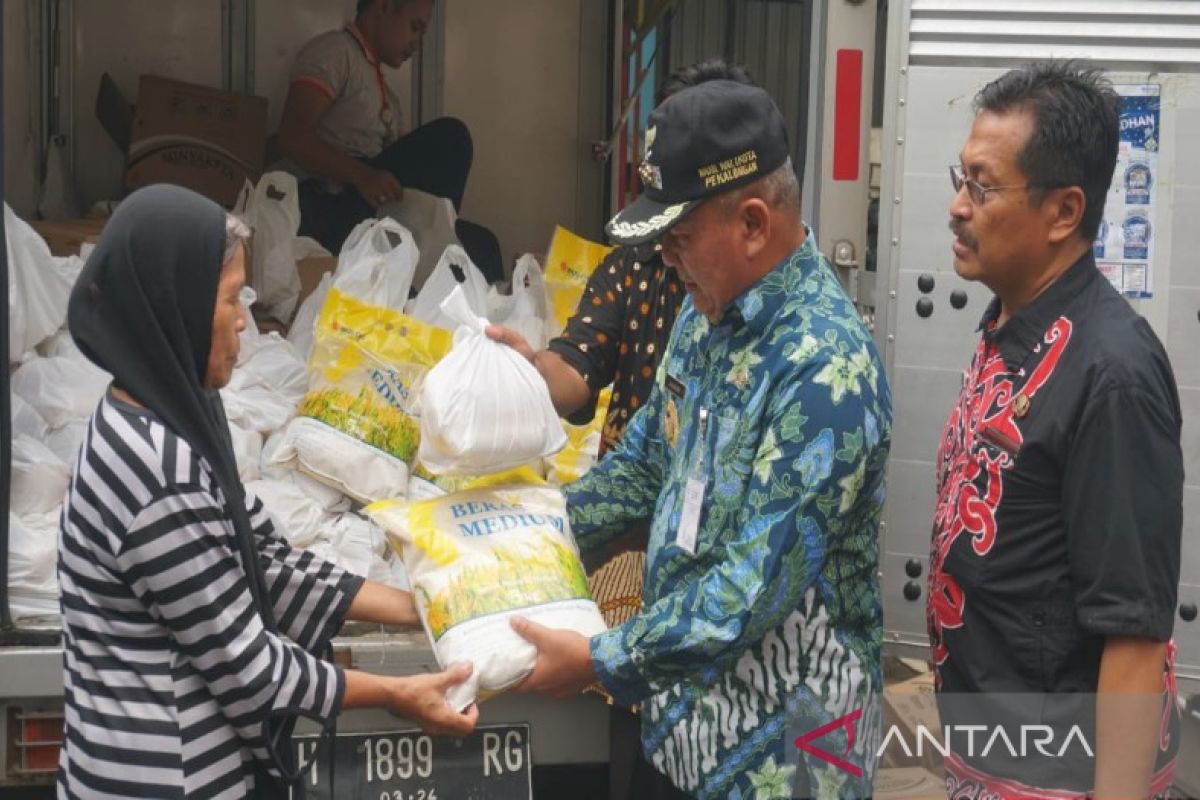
[1095,84,1159,299]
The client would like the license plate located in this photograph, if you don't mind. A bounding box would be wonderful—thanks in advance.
[292,724,532,800]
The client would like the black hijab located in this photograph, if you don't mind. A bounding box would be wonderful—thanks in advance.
[67,185,277,633]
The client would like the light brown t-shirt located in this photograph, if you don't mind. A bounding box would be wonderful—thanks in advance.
[290,25,404,162]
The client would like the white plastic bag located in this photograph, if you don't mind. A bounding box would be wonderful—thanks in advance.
[11,393,49,441]
[244,172,302,322]
[46,421,88,466]
[38,135,83,220]
[334,217,419,311]
[379,189,459,291]
[229,421,263,482]
[11,436,72,517]
[287,273,332,362]
[245,479,333,549]
[261,431,352,514]
[6,204,75,361]
[418,286,565,475]
[368,482,606,709]
[8,510,60,618]
[11,354,110,429]
[407,245,489,331]
[488,254,550,350]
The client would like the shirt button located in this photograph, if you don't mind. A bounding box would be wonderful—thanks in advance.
[1032,612,1045,628]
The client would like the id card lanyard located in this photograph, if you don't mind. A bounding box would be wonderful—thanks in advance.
[676,406,708,555]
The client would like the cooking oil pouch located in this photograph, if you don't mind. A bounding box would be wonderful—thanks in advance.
[542,225,613,337]
[367,480,607,710]
[270,288,452,503]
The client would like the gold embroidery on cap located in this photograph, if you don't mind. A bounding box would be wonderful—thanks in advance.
[696,149,759,189]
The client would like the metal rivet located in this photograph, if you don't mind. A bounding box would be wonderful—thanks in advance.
[917,274,935,294]
[950,290,968,310]
[903,581,922,601]
[889,290,897,299]
[894,197,902,204]
[1181,603,1198,622]
[897,138,904,145]
[900,67,907,74]
[891,238,899,245]
[916,297,934,318]
[886,334,895,342]
[905,559,923,578]
[899,98,906,106]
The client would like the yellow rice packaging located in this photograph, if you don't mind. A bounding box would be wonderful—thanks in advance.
[367,479,607,709]
[542,226,613,337]
[269,289,452,503]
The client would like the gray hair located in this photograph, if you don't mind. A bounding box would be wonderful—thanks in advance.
[223,213,251,266]
[716,158,800,216]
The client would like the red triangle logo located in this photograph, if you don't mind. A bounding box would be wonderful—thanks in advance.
[793,707,863,777]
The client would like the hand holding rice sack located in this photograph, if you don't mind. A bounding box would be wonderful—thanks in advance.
[368,479,606,710]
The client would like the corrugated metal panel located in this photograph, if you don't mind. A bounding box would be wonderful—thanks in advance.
[666,0,810,165]
[909,0,1200,68]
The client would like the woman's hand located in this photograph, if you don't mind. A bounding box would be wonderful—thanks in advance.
[388,663,479,737]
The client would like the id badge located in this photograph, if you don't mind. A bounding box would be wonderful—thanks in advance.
[676,475,706,555]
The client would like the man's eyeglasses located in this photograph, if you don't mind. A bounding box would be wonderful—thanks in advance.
[949,164,1051,205]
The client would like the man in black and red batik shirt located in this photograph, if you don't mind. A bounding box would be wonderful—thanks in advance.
[931,61,1183,799]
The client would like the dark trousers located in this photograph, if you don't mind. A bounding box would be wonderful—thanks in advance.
[298,117,504,283]
[610,706,694,800]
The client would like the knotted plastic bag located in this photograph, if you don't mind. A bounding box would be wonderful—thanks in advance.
[418,285,565,475]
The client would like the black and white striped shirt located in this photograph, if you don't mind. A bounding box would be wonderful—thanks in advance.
[57,392,364,798]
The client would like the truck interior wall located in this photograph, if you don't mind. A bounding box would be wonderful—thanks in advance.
[4,0,37,217]
[68,0,224,212]
[440,0,609,261]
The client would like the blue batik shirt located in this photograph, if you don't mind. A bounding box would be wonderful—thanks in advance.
[566,236,892,799]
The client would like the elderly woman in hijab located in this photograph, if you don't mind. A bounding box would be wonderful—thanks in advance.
[57,184,476,799]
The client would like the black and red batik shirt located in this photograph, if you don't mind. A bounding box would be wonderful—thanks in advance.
[927,252,1183,799]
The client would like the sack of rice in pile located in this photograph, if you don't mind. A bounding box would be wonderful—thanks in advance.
[367,480,606,709]
[270,288,452,503]
[418,285,565,475]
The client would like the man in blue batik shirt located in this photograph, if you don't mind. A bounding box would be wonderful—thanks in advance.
[510,81,892,799]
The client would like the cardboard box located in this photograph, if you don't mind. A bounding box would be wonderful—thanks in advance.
[296,255,338,310]
[882,670,943,774]
[124,75,268,208]
[875,767,945,799]
[29,218,107,257]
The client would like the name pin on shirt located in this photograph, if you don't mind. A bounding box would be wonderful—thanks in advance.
[677,406,709,555]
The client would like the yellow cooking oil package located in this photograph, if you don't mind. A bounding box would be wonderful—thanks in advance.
[544,386,611,485]
[542,225,614,337]
[367,479,607,709]
[269,288,452,503]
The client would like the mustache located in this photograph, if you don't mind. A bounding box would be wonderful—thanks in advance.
[949,219,977,250]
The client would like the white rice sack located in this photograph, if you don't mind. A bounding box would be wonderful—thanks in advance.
[245,479,332,549]
[368,482,606,710]
[270,417,410,505]
[11,354,110,429]
[418,286,565,475]
[261,431,352,513]
[11,436,71,516]
[8,510,60,618]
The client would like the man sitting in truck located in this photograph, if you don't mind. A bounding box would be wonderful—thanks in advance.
[277,0,502,281]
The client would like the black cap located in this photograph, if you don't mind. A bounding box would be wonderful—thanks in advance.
[606,80,790,245]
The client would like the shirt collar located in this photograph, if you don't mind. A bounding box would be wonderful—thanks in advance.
[345,23,380,67]
[728,226,819,336]
[978,250,1098,367]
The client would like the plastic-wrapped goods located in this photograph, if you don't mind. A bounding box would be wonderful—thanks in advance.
[486,254,551,351]
[269,288,452,503]
[10,354,110,430]
[541,225,613,337]
[8,510,60,619]
[6,204,77,361]
[11,436,72,517]
[418,286,565,476]
[368,481,606,710]
[545,387,611,485]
